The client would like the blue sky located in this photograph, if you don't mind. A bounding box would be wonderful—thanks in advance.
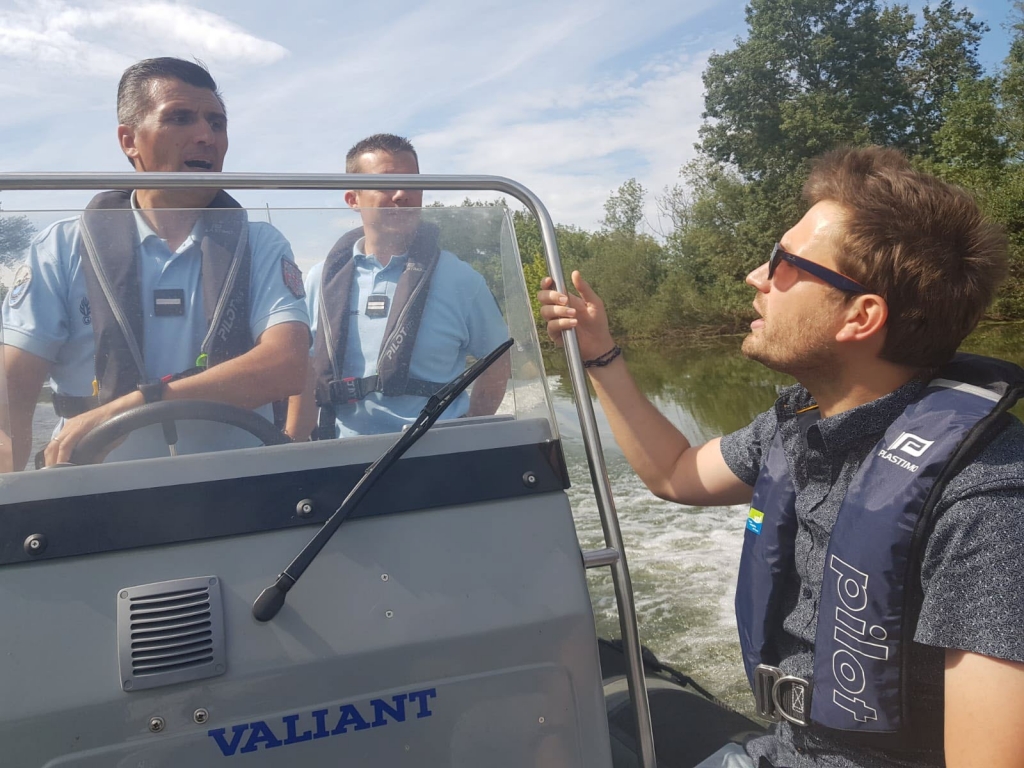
[0,0,1018,230]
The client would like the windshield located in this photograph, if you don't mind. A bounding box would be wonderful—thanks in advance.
[0,323,11,474]
[0,203,555,492]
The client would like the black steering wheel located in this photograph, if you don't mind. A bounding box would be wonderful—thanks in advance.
[66,399,292,465]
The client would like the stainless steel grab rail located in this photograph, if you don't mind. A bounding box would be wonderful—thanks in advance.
[0,172,658,768]
[582,547,621,568]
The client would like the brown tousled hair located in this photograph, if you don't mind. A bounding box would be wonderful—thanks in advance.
[804,146,1007,369]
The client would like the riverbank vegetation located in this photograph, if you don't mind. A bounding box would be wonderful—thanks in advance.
[513,0,1024,340]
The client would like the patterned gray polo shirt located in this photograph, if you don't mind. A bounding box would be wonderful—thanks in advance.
[720,378,1024,768]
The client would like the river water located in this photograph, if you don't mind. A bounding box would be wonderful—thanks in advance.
[552,323,1024,715]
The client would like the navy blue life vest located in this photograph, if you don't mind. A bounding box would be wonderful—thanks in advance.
[736,354,1024,734]
[60,190,253,415]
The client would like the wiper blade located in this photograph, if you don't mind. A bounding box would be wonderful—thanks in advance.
[252,338,514,622]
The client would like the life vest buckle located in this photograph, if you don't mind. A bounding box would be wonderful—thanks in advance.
[754,664,811,727]
[329,376,368,404]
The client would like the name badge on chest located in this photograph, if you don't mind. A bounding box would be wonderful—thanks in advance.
[365,294,389,318]
[154,288,186,317]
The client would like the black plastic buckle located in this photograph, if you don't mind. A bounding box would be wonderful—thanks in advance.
[328,377,365,404]
[753,664,811,726]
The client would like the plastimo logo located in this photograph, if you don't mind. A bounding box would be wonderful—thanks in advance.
[887,432,934,458]
[876,431,934,473]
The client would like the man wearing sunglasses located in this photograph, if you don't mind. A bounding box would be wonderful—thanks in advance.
[539,146,1024,768]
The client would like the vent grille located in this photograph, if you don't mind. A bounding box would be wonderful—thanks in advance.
[117,576,226,692]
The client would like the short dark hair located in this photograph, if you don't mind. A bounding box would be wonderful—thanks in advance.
[804,146,1007,368]
[117,57,224,129]
[346,134,418,173]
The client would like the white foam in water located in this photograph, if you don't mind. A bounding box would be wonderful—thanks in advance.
[553,376,754,713]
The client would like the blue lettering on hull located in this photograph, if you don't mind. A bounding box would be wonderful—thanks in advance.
[208,687,437,757]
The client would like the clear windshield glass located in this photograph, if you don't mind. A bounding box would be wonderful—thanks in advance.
[0,321,11,475]
[0,203,556,487]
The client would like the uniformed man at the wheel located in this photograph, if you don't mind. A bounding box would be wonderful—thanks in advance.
[2,57,310,469]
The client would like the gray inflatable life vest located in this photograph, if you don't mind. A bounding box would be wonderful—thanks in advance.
[54,190,253,417]
[310,222,445,439]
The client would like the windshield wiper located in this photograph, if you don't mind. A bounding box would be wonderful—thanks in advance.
[252,338,514,622]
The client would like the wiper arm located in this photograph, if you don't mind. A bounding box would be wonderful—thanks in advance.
[252,338,514,622]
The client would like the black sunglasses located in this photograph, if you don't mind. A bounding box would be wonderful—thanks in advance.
[768,243,868,294]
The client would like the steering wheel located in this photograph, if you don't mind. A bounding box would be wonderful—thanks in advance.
[67,400,292,465]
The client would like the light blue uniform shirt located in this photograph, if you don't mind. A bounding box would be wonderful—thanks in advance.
[305,237,508,437]
[2,198,309,461]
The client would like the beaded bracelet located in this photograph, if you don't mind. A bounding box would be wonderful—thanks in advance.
[583,345,622,368]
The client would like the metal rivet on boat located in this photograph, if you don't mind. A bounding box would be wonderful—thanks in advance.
[149,717,165,733]
[296,499,314,518]
[522,471,538,488]
[385,610,394,618]
[381,573,389,582]
[123,680,133,691]
[193,708,209,725]
[208,578,217,587]
[119,590,129,599]
[23,533,47,556]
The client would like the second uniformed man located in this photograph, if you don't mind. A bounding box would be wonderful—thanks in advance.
[286,134,509,439]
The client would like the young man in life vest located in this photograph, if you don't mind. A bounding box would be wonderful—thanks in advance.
[2,57,310,469]
[285,133,509,439]
[539,147,1024,768]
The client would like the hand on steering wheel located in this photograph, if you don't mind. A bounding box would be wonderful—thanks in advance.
[38,400,291,467]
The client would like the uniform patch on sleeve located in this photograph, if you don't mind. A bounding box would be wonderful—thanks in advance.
[7,265,32,308]
[281,259,305,299]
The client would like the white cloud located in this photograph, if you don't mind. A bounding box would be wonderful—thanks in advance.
[0,0,287,77]
[215,0,720,230]
[413,49,710,230]
[0,0,721,231]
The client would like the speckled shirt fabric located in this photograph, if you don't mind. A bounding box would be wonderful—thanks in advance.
[720,378,1024,768]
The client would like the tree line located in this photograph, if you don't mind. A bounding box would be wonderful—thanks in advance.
[513,0,1024,340]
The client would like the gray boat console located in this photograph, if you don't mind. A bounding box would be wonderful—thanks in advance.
[0,174,656,767]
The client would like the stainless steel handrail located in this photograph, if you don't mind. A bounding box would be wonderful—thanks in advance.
[0,172,658,768]
[582,547,621,568]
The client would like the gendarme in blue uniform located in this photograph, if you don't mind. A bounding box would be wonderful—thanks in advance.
[2,194,309,461]
[304,236,507,437]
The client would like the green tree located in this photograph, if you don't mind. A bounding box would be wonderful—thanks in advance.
[1002,2,1024,160]
[601,178,646,236]
[699,0,913,178]
[930,76,1006,174]
[903,0,987,155]
[664,159,803,323]
[0,214,35,268]
[699,0,986,177]
[666,0,1002,329]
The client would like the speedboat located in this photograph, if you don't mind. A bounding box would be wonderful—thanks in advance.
[0,172,760,767]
